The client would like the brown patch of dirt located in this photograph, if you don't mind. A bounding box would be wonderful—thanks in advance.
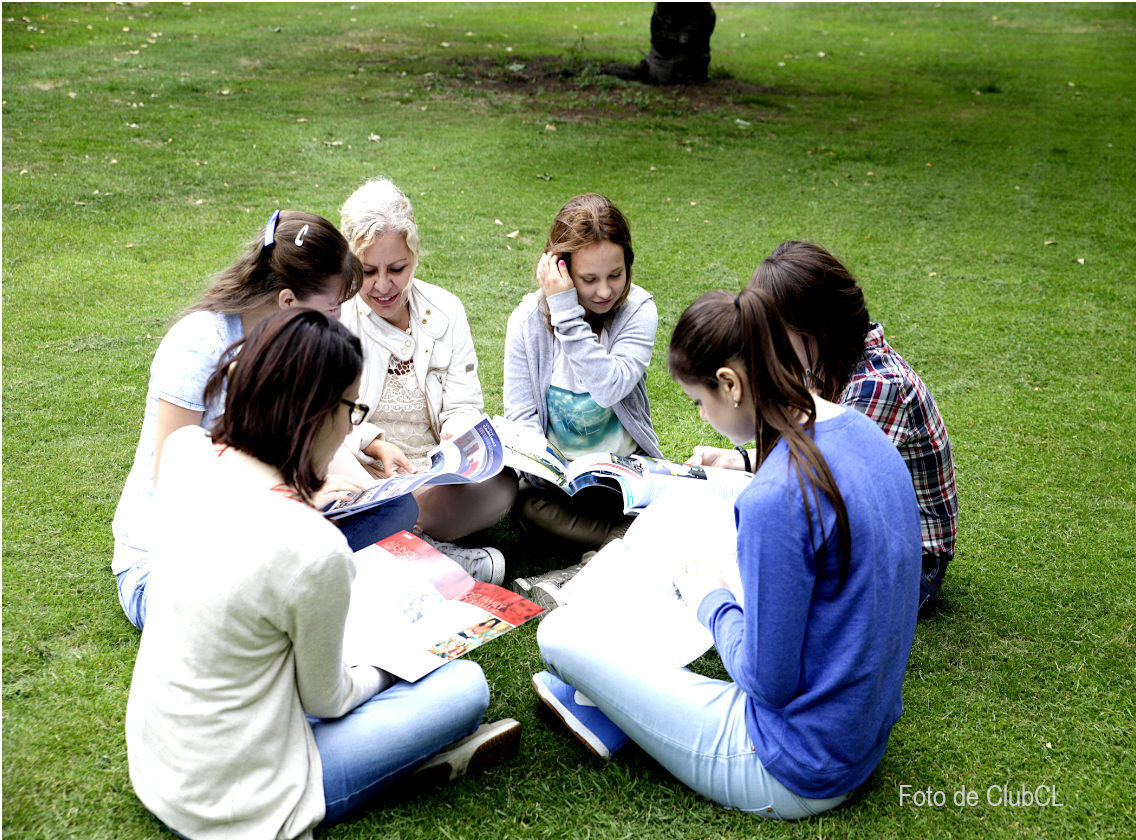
[366,54,785,120]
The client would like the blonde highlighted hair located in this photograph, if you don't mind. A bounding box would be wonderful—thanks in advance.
[339,178,421,274]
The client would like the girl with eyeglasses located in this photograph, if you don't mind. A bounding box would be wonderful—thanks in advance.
[112,211,418,630]
[126,309,520,840]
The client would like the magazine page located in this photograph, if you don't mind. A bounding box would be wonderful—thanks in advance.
[491,415,572,489]
[433,413,505,484]
[624,485,744,604]
[565,452,645,488]
[325,415,504,520]
[621,457,754,511]
[558,454,753,514]
[555,539,715,668]
[551,485,743,669]
[342,532,544,681]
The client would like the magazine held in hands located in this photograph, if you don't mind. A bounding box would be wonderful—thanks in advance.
[343,531,545,682]
[549,489,745,668]
[324,415,504,520]
[492,416,753,513]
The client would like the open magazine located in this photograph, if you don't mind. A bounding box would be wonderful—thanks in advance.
[493,416,753,514]
[342,531,545,682]
[551,487,743,668]
[556,539,715,667]
[325,415,504,520]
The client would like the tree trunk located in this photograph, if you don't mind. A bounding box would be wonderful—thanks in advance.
[642,2,716,84]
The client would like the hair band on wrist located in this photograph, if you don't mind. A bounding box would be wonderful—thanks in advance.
[734,444,752,473]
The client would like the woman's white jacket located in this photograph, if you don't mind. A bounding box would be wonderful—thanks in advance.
[339,280,485,464]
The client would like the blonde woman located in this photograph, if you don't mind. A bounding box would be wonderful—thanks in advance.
[337,179,516,583]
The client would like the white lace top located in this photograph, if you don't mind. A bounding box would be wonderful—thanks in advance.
[371,344,437,471]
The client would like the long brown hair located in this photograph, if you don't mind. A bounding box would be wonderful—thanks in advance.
[204,309,363,502]
[538,193,634,331]
[748,241,869,402]
[668,288,852,592]
[185,211,362,317]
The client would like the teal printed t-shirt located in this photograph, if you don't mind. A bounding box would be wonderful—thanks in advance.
[545,334,636,463]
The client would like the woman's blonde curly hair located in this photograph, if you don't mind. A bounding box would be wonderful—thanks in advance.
[340,178,421,274]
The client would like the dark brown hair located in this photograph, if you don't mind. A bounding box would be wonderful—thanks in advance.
[748,241,870,402]
[668,288,852,593]
[204,309,363,501]
[539,193,634,331]
[185,211,363,317]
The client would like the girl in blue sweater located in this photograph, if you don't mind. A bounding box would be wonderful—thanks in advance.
[536,288,921,818]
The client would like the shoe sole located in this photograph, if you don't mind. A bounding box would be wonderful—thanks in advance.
[531,674,611,760]
[412,719,522,787]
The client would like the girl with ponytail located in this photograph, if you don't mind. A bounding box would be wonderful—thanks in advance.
[112,211,417,630]
[535,287,922,819]
[691,241,958,616]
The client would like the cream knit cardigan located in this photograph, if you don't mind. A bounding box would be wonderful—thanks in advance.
[126,427,381,840]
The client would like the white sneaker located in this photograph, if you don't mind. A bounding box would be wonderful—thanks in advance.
[419,535,506,585]
[511,564,581,612]
[410,718,522,786]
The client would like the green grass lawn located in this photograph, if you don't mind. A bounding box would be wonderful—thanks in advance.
[4,3,1134,838]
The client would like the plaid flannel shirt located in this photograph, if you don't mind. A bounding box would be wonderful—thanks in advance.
[840,324,958,562]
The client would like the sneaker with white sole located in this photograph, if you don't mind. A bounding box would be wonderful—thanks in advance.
[409,718,521,786]
[531,670,628,760]
[511,564,582,612]
[419,535,506,586]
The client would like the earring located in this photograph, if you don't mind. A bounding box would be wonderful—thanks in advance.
[734,402,739,409]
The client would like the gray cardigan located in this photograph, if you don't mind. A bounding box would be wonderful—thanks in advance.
[504,284,662,458]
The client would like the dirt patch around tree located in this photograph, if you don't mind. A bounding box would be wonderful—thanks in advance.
[363,53,787,121]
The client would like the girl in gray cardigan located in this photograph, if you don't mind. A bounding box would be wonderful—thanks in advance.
[504,194,661,609]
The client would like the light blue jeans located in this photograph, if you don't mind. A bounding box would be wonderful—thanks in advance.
[537,607,851,820]
[155,659,488,836]
[313,658,489,827]
[116,495,420,630]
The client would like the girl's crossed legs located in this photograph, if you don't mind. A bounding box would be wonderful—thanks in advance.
[537,608,849,820]
[311,659,489,827]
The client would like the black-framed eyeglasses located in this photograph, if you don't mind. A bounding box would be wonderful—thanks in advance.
[341,400,370,425]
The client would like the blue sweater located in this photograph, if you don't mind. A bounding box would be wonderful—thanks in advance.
[697,408,920,799]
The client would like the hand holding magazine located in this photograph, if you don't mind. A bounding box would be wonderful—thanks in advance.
[492,415,753,513]
[548,487,743,668]
[325,415,504,520]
